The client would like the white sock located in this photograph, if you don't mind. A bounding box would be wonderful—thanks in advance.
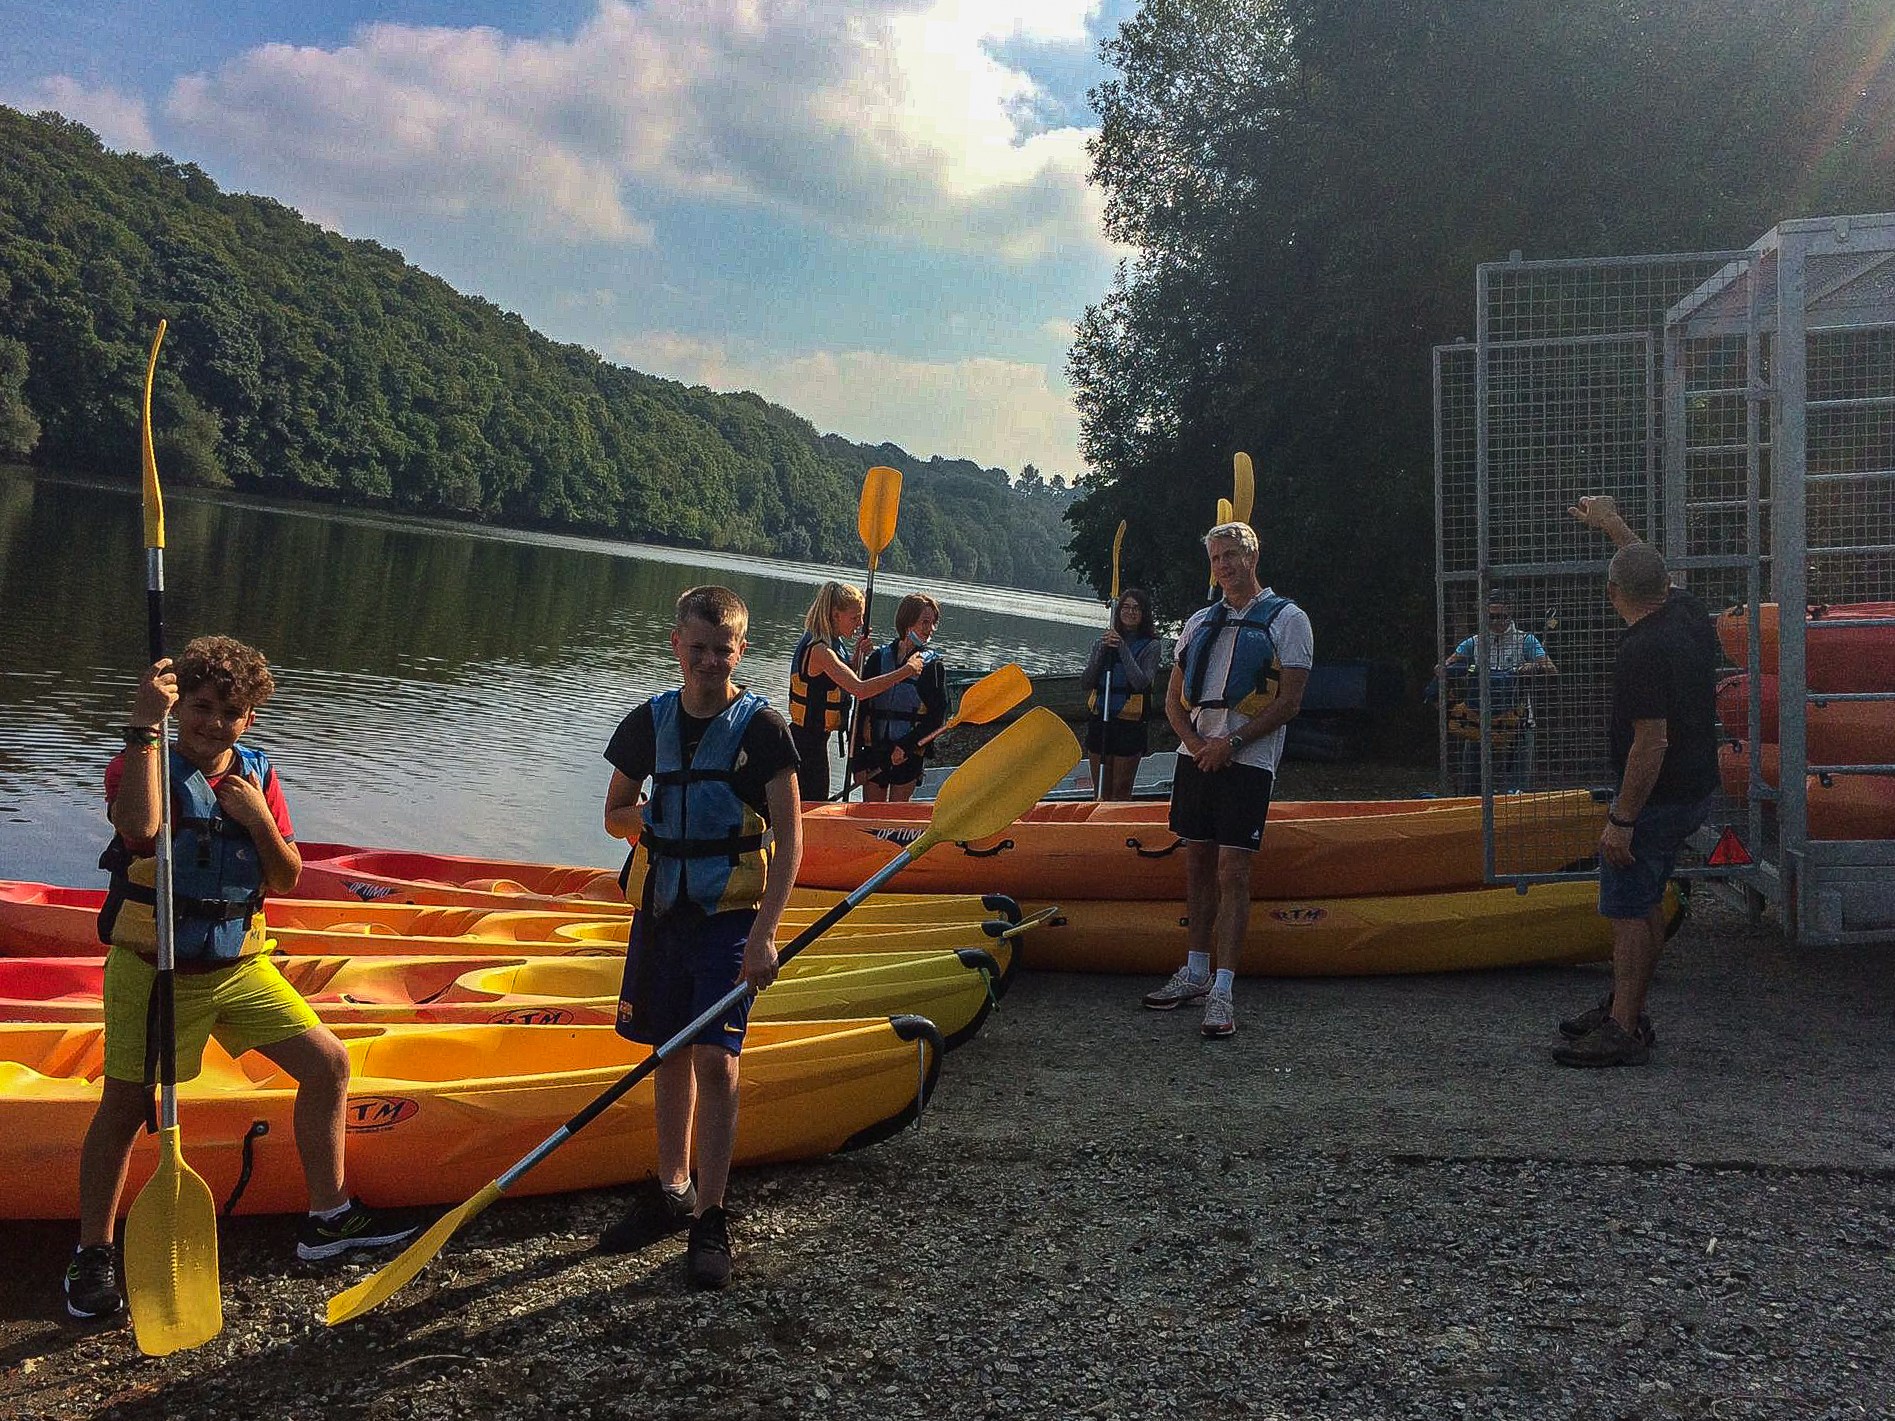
[1212,969,1235,996]
[311,1199,352,1222]
[1186,951,1211,981]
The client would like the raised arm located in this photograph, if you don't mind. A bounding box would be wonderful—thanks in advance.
[1568,494,1641,549]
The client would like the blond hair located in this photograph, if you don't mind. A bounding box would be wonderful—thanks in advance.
[803,580,864,640]
[676,585,749,635]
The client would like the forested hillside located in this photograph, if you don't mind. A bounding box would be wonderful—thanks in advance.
[1069,0,1895,656]
[0,106,1083,593]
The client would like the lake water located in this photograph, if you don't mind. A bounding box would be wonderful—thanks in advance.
[0,467,1106,888]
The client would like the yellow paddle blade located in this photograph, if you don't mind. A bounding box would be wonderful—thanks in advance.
[858,465,902,556]
[1233,451,1254,525]
[1217,497,1234,525]
[954,664,1031,727]
[124,1124,222,1356]
[140,321,168,551]
[327,1180,505,1326]
[911,708,1078,858]
[1109,519,1126,601]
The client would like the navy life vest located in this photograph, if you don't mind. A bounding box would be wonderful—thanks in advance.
[1087,634,1158,723]
[864,642,940,745]
[1180,593,1295,718]
[636,690,773,917]
[97,744,274,965]
[787,632,848,733]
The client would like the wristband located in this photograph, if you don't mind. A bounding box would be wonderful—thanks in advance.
[120,725,162,747]
[1607,809,1636,829]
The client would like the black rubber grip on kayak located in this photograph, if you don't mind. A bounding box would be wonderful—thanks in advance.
[980,893,1021,923]
[840,1015,945,1153]
[956,838,1014,858]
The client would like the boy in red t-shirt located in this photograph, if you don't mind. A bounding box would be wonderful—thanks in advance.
[64,636,413,1324]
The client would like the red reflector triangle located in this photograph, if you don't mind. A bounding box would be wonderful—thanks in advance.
[1707,826,1752,867]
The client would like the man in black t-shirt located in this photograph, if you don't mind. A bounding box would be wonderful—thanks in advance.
[1554,497,1720,1068]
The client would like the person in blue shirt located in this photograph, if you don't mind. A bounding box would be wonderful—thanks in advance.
[1439,593,1557,791]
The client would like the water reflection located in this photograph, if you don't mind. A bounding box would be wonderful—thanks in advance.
[0,469,1104,885]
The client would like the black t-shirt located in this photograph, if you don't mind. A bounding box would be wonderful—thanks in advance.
[603,693,802,816]
[1609,587,1721,805]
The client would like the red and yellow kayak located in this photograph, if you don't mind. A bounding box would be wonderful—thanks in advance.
[0,1017,942,1218]
[795,793,1606,900]
[0,948,1001,1047]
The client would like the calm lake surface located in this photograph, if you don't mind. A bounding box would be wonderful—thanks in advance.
[0,467,1105,888]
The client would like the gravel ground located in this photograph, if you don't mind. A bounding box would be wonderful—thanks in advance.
[4,891,1893,1420]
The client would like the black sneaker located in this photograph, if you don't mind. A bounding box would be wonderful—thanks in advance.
[686,1205,732,1291]
[1552,1017,1652,1068]
[297,1197,419,1261]
[64,1245,124,1321]
[599,1178,698,1254]
[1558,994,1655,1047]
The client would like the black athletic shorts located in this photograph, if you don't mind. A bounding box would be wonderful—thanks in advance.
[1168,756,1275,852]
[1084,717,1149,759]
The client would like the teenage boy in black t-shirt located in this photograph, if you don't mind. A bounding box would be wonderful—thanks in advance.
[1555,496,1720,1068]
[597,586,802,1286]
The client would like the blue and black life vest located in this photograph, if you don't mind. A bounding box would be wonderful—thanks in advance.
[786,632,848,733]
[637,689,773,917]
[1180,594,1295,718]
[97,744,274,965]
[1087,634,1158,723]
[864,642,940,746]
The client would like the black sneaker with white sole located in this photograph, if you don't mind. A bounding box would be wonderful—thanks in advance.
[64,1245,124,1320]
[297,1197,418,1261]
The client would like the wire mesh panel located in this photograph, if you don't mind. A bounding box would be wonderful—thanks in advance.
[1467,254,1747,882]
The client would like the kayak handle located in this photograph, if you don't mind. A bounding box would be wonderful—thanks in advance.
[956,839,1015,859]
[1127,835,1184,859]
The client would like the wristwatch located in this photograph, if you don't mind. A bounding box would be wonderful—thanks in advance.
[1227,732,1246,751]
[1607,808,1636,828]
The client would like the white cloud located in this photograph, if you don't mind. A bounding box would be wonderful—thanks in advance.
[612,330,1082,477]
[10,76,156,151]
[162,0,1110,257]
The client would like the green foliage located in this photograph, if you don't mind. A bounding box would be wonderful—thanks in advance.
[0,107,1086,595]
[1069,0,1895,655]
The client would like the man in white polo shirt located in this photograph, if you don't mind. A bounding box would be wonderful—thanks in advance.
[1142,521,1313,1038]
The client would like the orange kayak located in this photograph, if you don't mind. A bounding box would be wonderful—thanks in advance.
[1016,880,1679,975]
[1718,743,1895,840]
[0,1017,942,1218]
[1715,602,1895,691]
[1715,673,1895,764]
[795,793,1606,900]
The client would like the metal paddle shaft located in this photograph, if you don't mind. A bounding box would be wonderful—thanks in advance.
[1096,520,1126,802]
[326,708,1080,1326]
[122,319,224,1357]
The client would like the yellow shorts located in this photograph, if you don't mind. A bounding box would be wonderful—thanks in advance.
[102,949,319,1084]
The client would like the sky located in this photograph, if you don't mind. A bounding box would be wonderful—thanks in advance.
[2,0,1140,480]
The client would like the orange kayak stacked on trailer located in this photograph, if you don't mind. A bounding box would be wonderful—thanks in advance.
[1715,602,1895,690]
[1718,744,1895,840]
[794,793,1606,901]
[0,1017,942,1219]
[1715,673,1895,765]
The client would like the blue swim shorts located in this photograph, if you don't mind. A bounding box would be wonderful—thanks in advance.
[1598,793,1716,920]
[616,907,759,1054]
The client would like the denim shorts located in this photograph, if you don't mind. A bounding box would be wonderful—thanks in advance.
[616,907,758,1054]
[1598,793,1716,920]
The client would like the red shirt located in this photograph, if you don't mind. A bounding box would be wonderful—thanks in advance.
[104,750,295,852]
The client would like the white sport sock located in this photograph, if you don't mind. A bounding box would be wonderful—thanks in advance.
[1212,968,1235,996]
[1186,951,1211,981]
[311,1199,352,1222]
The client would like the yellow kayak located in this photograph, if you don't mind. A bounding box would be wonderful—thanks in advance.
[0,1017,944,1218]
[0,948,1002,1048]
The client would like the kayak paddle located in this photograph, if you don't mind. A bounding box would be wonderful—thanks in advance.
[842,464,903,799]
[122,319,224,1357]
[1095,519,1126,801]
[326,707,1081,1325]
[913,663,1031,751]
[1233,451,1255,526]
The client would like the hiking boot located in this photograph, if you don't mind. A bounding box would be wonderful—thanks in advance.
[297,1198,419,1261]
[1552,1017,1651,1068]
[1143,966,1211,1010]
[64,1245,123,1321]
[599,1178,698,1254]
[1558,994,1655,1047]
[1200,990,1237,1039]
[687,1205,733,1291]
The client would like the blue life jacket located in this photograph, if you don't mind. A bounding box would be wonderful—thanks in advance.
[786,632,848,733]
[1181,594,1295,718]
[1087,634,1158,722]
[865,642,940,745]
[97,744,274,964]
[637,690,773,917]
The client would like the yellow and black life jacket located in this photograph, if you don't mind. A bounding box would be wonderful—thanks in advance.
[1086,634,1158,722]
[787,632,847,732]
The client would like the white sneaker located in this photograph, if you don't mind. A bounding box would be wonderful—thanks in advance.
[1200,991,1236,1039]
[1142,967,1211,1010]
